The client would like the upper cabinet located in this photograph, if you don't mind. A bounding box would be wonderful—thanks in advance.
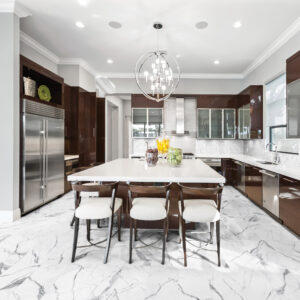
[237,85,263,139]
[286,51,300,138]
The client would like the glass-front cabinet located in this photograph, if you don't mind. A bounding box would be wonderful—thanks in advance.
[238,104,251,139]
[132,108,163,138]
[197,108,235,139]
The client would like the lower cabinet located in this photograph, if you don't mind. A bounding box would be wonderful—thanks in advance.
[221,158,235,185]
[245,165,263,207]
[279,176,300,236]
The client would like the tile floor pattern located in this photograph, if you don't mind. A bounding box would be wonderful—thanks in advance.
[0,186,300,299]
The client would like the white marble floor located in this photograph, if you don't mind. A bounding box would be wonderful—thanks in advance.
[0,186,299,300]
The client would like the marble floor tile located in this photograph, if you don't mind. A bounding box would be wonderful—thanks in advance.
[0,186,299,300]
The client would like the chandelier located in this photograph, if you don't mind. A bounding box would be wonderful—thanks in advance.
[135,23,180,102]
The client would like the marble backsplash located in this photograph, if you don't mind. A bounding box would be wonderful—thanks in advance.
[244,139,300,168]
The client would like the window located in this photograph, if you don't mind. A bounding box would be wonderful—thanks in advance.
[132,108,163,138]
[266,74,298,154]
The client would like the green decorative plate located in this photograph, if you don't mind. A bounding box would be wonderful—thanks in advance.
[38,85,51,102]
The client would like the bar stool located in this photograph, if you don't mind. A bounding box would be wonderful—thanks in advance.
[177,183,223,267]
[128,183,171,264]
[71,181,122,263]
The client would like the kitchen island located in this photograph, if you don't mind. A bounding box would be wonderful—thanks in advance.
[68,158,225,228]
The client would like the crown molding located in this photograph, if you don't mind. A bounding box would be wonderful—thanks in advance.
[243,17,300,78]
[96,72,244,80]
[20,31,59,64]
[0,1,31,18]
[59,58,97,77]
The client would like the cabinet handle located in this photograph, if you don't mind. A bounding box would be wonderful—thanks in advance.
[93,128,96,137]
[282,177,295,183]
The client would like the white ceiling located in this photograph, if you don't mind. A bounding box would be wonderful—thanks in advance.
[17,0,300,77]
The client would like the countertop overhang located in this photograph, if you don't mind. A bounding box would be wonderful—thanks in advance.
[68,158,225,184]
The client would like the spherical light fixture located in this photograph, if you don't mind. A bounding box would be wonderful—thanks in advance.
[135,23,180,102]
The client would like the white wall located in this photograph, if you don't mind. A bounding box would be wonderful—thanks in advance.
[58,65,79,86]
[79,66,96,92]
[0,13,20,221]
[105,96,124,161]
[20,40,58,74]
[108,77,243,95]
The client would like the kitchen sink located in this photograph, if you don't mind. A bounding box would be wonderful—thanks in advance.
[256,160,277,165]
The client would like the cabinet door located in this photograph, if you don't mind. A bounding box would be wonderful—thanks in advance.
[287,79,300,138]
[245,165,262,206]
[132,108,147,138]
[221,159,234,185]
[148,108,163,138]
[224,109,235,139]
[197,109,210,138]
[279,176,300,236]
[238,105,250,139]
[211,109,223,138]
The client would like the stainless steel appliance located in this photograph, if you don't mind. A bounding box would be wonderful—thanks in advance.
[233,160,245,193]
[260,170,279,217]
[22,99,65,213]
[182,153,194,159]
[199,157,222,174]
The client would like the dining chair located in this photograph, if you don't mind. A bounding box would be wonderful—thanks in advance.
[71,181,122,263]
[128,183,171,264]
[177,183,223,267]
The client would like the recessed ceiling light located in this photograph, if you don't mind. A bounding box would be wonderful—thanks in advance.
[195,21,208,30]
[176,54,181,58]
[233,21,242,28]
[214,60,220,65]
[109,21,122,29]
[78,0,89,6]
[75,21,85,28]
[107,59,113,64]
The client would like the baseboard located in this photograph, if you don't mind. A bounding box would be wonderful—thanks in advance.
[0,208,21,222]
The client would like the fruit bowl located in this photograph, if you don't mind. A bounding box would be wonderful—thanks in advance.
[167,147,182,167]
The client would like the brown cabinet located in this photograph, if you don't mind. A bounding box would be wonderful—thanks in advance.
[221,158,235,185]
[287,51,300,85]
[238,85,263,139]
[64,85,97,167]
[245,165,263,206]
[132,94,164,108]
[279,176,300,236]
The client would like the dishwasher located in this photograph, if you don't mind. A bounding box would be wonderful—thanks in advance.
[260,170,279,217]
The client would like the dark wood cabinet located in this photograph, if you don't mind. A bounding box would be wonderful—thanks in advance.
[197,95,237,108]
[96,98,106,164]
[132,94,164,108]
[238,85,263,139]
[221,158,235,185]
[287,51,300,85]
[245,165,263,207]
[279,176,300,236]
[64,85,97,167]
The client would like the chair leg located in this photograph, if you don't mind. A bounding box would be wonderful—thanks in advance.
[117,209,121,242]
[166,217,169,242]
[162,218,168,265]
[210,222,214,244]
[216,220,221,267]
[129,218,133,264]
[178,217,182,244]
[134,220,138,241]
[103,215,114,264]
[86,220,91,241]
[181,217,187,267]
[70,214,75,227]
[71,217,79,262]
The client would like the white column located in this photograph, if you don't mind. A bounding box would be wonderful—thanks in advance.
[0,2,30,222]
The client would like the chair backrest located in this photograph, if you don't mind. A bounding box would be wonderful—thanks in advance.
[72,182,119,209]
[177,183,223,211]
[128,183,172,208]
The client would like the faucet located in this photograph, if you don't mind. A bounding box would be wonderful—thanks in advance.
[265,143,280,165]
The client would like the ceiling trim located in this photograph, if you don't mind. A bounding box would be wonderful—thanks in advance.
[20,31,60,64]
[96,72,244,80]
[59,58,97,77]
[243,17,300,77]
[0,1,31,18]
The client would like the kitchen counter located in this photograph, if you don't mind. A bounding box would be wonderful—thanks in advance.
[196,154,300,181]
[64,155,79,161]
[68,158,225,184]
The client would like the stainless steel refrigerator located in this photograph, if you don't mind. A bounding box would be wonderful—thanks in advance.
[22,99,65,213]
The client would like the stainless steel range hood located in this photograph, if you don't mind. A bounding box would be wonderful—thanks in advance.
[171,98,190,136]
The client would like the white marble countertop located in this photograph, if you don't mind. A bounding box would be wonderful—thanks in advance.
[64,155,79,161]
[68,158,225,183]
[195,153,300,181]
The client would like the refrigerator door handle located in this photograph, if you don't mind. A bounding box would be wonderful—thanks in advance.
[45,120,49,191]
[42,119,47,201]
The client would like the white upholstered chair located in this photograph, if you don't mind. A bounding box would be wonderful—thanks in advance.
[71,182,122,263]
[128,183,171,264]
[177,183,223,267]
